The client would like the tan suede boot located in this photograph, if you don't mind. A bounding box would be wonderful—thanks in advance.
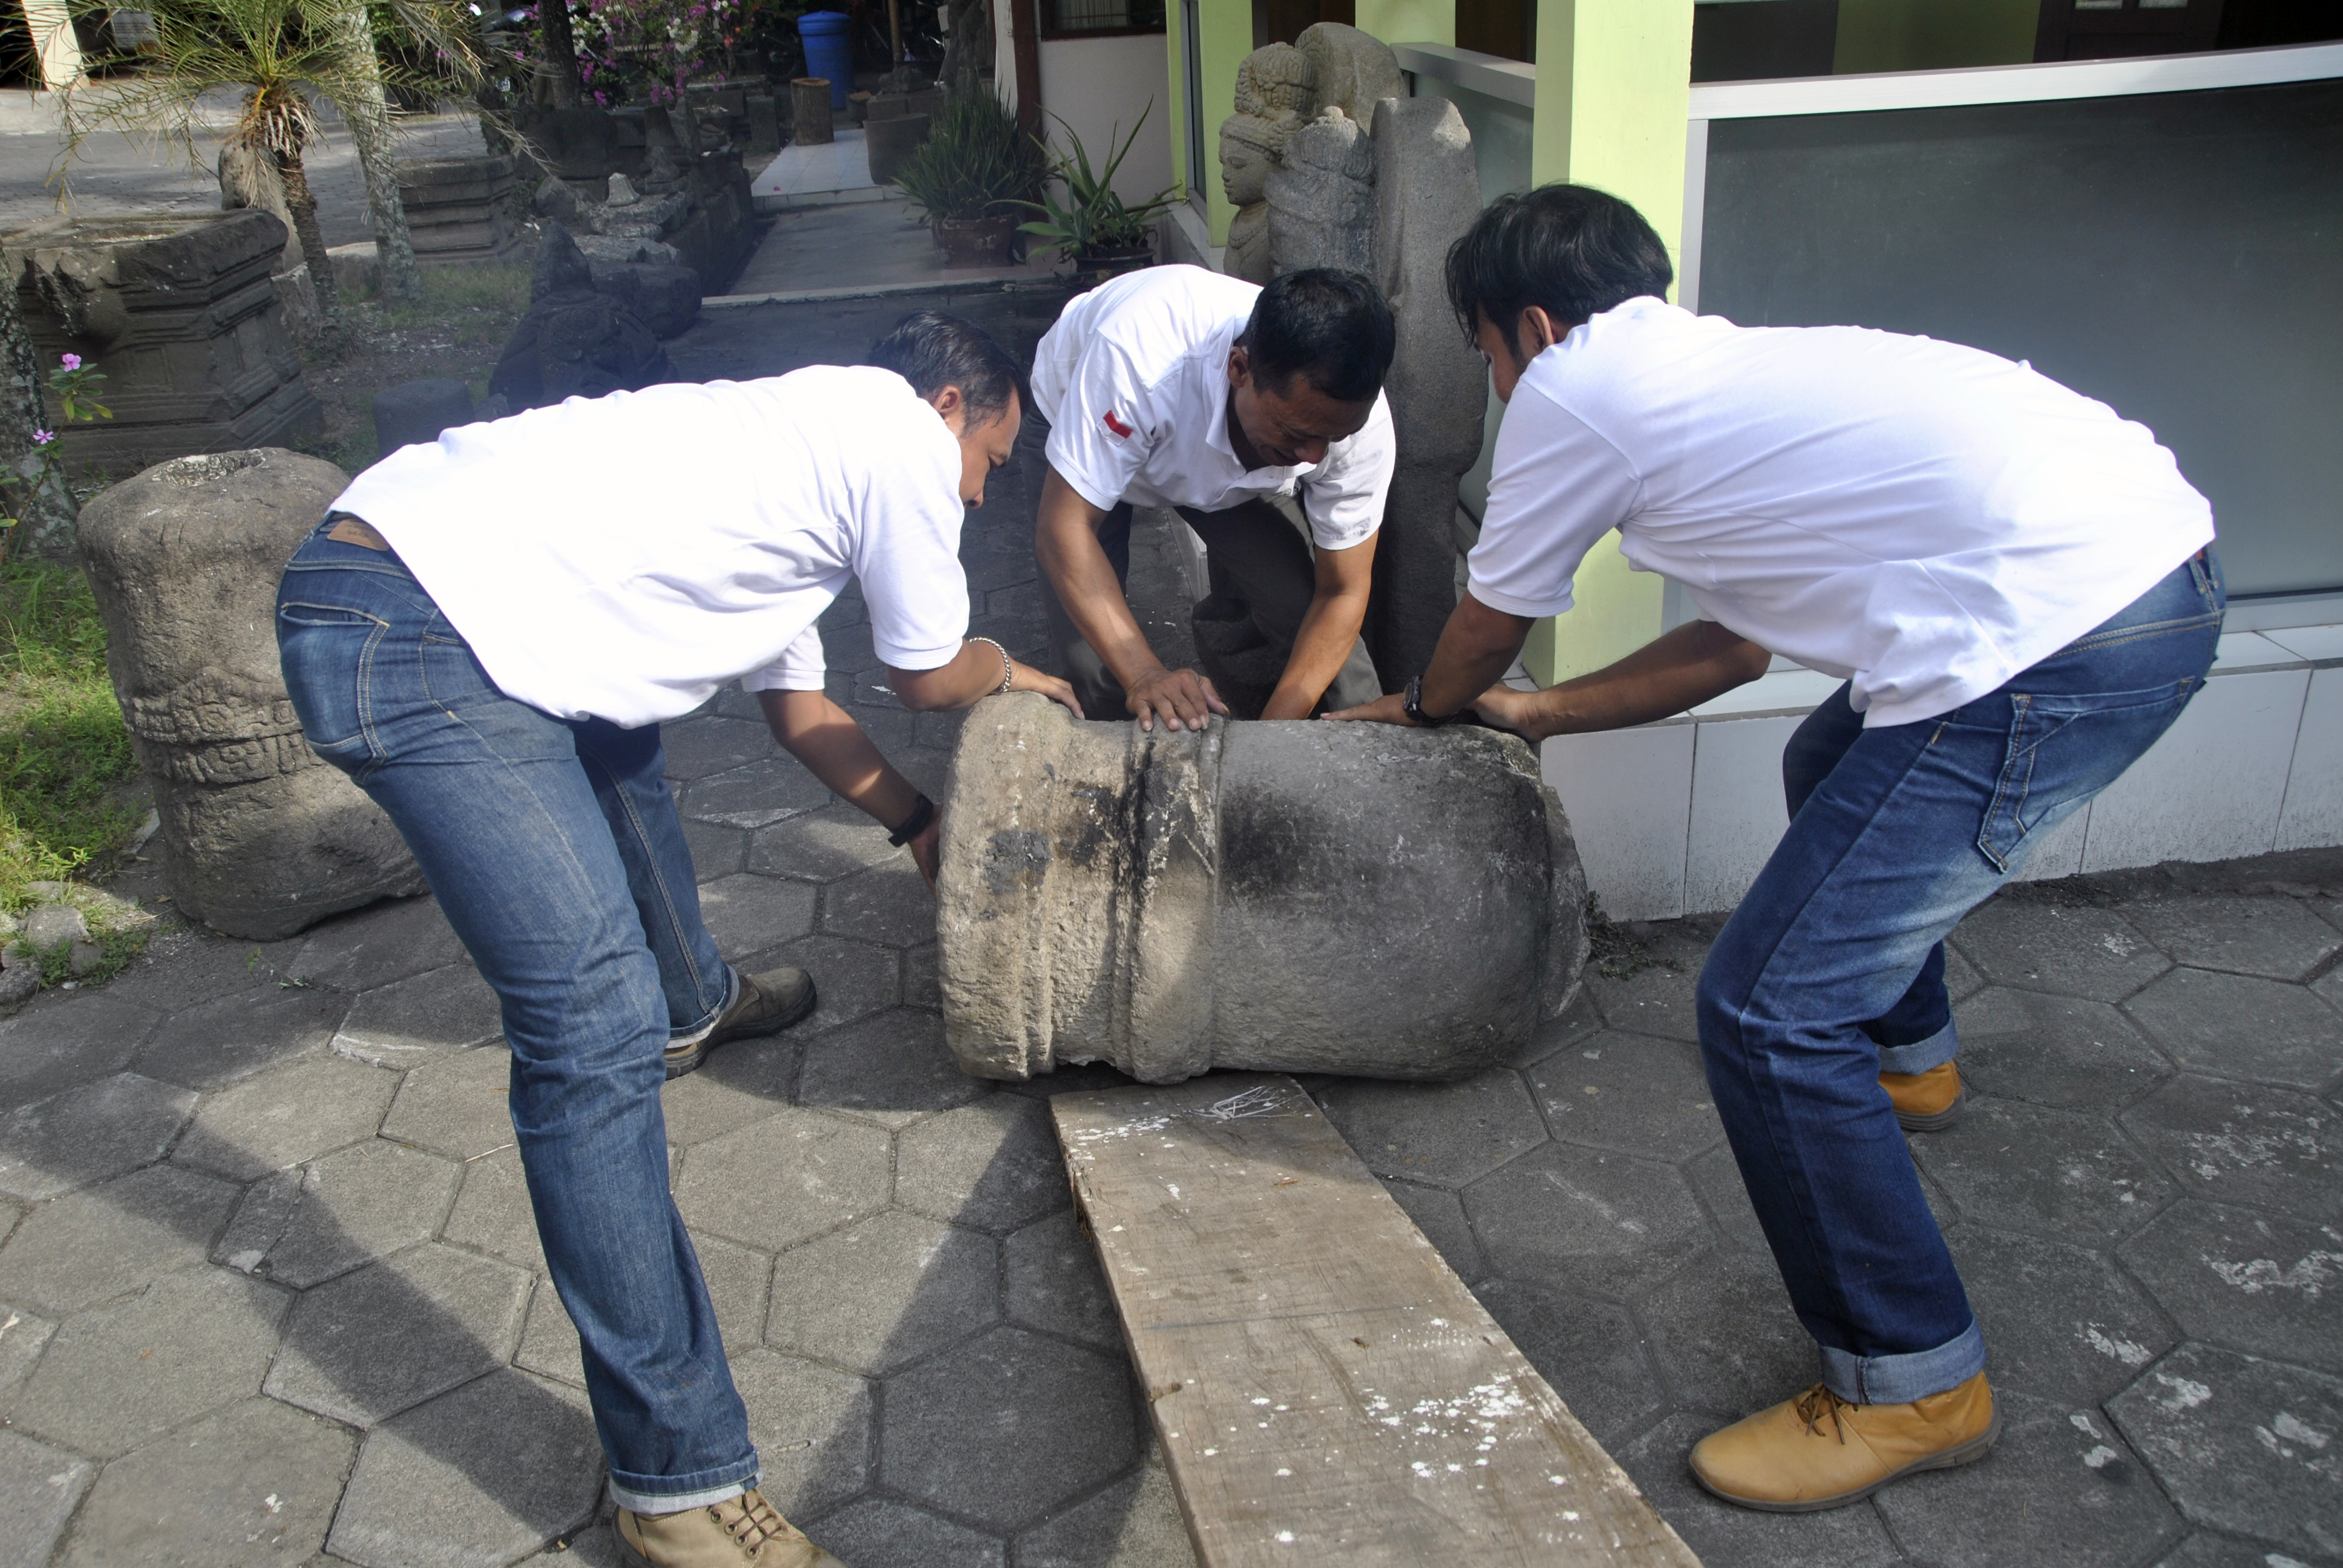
[1689,1371,2001,1511]
[1881,1061,1965,1131]
[615,1489,848,1567]
[664,967,818,1079]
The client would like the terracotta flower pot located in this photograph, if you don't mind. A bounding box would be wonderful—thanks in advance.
[935,212,1018,268]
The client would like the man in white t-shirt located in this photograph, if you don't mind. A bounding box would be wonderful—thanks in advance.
[1031,264,1398,728]
[1337,185,2221,1514]
[275,314,1076,1568]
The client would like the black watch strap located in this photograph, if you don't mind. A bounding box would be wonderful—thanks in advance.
[1404,675,1464,728]
[888,794,937,846]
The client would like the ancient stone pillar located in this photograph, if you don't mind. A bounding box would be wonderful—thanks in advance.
[1218,43,1315,286]
[1265,106,1374,277]
[77,449,427,939]
[1368,97,1487,685]
[393,155,523,267]
[936,694,1588,1085]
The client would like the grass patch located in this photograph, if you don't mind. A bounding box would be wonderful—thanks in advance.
[0,558,141,908]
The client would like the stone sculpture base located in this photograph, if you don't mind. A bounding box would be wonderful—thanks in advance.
[937,694,1588,1085]
[395,155,523,267]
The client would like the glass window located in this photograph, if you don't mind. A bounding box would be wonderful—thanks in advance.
[1048,0,1167,35]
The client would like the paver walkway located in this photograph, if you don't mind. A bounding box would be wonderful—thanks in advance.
[0,286,2336,1567]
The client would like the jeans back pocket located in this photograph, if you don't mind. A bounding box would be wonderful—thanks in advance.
[277,601,388,766]
[1977,679,2201,871]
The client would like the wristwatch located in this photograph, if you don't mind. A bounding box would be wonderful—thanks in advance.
[1404,675,1466,728]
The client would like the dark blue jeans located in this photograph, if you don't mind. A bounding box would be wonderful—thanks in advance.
[275,523,753,1512]
[1699,551,2223,1405]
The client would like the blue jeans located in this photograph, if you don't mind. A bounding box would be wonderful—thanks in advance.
[1699,550,2223,1405]
[275,522,755,1512]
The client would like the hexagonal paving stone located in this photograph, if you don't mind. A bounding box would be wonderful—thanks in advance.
[0,1299,54,1394]
[1610,1412,1906,1568]
[1944,1227,2178,1402]
[1950,898,2172,1002]
[56,1396,355,1568]
[2128,894,2343,982]
[286,895,466,992]
[896,1095,1070,1233]
[0,1072,194,1202]
[133,983,352,1091]
[381,1044,517,1161]
[765,1210,997,1374]
[659,716,774,781]
[1584,930,1709,1043]
[1470,1275,1665,1446]
[660,1040,797,1146]
[1506,985,1603,1070]
[327,1368,603,1568]
[2121,1075,2343,1220]
[681,815,749,880]
[1952,988,2174,1110]
[1913,1096,2177,1244]
[1872,1390,2181,1568]
[679,757,835,830]
[1683,1140,1771,1256]
[1381,1178,1487,1284]
[11,1266,291,1458]
[0,990,157,1112]
[695,874,818,956]
[821,861,937,949]
[333,963,505,1070]
[212,1138,462,1289]
[1945,940,1986,1003]
[749,805,906,883]
[514,1275,585,1387]
[1004,1210,1121,1351]
[736,933,900,1035]
[673,1106,891,1252]
[1632,1246,1815,1420]
[265,1242,531,1427]
[0,1427,92,1568]
[0,1162,240,1315]
[1014,1460,1197,1568]
[2148,1532,2316,1568]
[903,944,942,1011]
[729,1347,874,1519]
[808,1499,1003,1568]
[2124,969,2343,1091]
[1528,1031,1726,1163]
[2117,1201,2343,1374]
[2108,1343,2343,1561]
[882,1325,1138,1533]
[1461,1143,1711,1301]
[172,1054,399,1182]
[444,1146,545,1272]
[798,1009,986,1129]
[1316,1068,1550,1189]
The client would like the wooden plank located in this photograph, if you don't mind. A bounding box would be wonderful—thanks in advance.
[1053,1075,1703,1568]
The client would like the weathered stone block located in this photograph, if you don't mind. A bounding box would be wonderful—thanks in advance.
[1265,107,1372,276]
[489,223,670,410]
[586,259,702,338]
[77,448,427,938]
[936,694,1587,1083]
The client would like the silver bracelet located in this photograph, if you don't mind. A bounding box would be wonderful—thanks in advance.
[969,636,1013,695]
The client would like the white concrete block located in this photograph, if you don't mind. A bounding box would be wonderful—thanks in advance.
[1689,668,1841,718]
[2210,632,2308,672]
[1683,714,1801,914]
[2275,666,2343,852]
[2259,623,2343,664]
[2081,668,2309,872]
[1541,723,1694,923]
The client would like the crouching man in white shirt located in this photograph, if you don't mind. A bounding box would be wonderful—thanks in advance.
[1337,185,2221,1515]
[1032,264,1398,729]
[274,313,1075,1568]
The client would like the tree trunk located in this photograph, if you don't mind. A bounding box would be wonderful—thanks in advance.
[330,0,426,303]
[0,243,74,564]
[537,0,582,109]
[276,150,346,333]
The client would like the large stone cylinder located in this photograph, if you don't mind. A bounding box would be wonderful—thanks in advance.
[937,694,1588,1084]
[77,448,427,939]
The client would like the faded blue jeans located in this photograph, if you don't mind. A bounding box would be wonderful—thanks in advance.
[1699,550,2223,1406]
[275,521,755,1513]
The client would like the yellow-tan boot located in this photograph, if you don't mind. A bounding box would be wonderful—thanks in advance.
[615,1489,848,1567]
[1881,1061,1965,1131]
[1689,1372,2001,1512]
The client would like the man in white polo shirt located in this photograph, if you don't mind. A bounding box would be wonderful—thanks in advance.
[274,313,1076,1568]
[1337,185,2221,1513]
[1032,264,1397,728]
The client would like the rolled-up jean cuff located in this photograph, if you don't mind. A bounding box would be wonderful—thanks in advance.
[1878,1019,1959,1077]
[667,965,739,1050]
[608,1463,759,1517]
[1818,1318,1985,1405]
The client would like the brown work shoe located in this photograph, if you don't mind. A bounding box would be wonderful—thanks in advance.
[1881,1060,1965,1131]
[616,1489,848,1567]
[663,967,817,1080]
[1689,1371,2001,1512]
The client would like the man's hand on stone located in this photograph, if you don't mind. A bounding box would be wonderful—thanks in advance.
[1008,660,1085,720]
[1323,693,1412,725]
[1126,666,1228,733]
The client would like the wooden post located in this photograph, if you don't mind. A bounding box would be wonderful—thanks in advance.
[790,77,835,145]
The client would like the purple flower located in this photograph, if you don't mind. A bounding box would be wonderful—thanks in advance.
[57,353,79,371]
[32,430,54,445]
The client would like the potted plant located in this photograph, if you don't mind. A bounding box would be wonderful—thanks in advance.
[891,88,1047,267]
[1018,103,1176,284]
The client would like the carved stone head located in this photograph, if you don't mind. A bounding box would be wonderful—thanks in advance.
[1216,111,1288,207]
[1234,43,1316,121]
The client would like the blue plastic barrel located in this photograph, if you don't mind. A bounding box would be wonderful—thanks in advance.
[797,11,853,110]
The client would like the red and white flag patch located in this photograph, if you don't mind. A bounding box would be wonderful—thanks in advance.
[1102,409,1134,439]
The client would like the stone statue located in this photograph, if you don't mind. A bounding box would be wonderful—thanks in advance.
[1219,43,1314,285]
[1294,22,1407,134]
[1265,106,1374,276]
[1234,41,1316,120]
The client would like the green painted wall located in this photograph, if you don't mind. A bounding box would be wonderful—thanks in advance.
[1833,0,2039,73]
[1168,0,1268,243]
[1355,0,1454,45]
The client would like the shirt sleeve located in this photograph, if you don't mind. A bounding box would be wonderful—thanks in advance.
[1465,382,1645,619]
[1040,342,1158,513]
[741,620,828,693]
[1298,392,1394,550]
[856,437,974,673]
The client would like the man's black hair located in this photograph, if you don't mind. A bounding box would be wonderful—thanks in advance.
[1235,269,1395,404]
[1444,183,1674,356]
[865,311,1027,423]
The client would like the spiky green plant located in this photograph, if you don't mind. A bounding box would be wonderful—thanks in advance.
[893,88,1049,224]
[1017,102,1177,262]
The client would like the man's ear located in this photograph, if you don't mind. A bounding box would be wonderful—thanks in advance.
[926,383,968,434]
[1225,344,1251,391]
[1516,306,1564,360]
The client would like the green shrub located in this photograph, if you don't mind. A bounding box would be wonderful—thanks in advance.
[893,90,1050,223]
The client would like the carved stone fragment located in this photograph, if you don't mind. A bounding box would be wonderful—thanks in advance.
[1265,106,1374,277]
